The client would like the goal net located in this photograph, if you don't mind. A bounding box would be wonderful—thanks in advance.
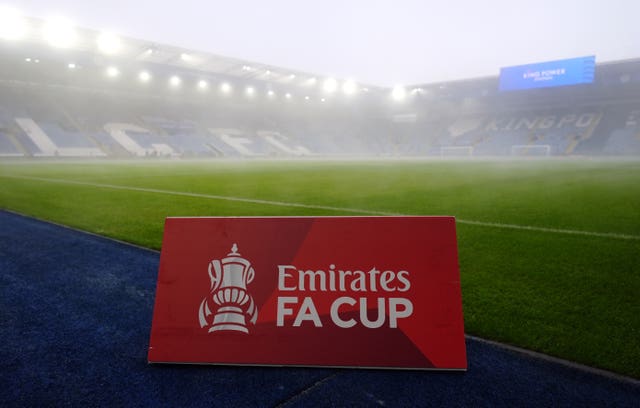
[510,144,551,157]
[439,146,474,158]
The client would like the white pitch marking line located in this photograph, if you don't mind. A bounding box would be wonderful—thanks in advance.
[4,175,640,241]
[455,219,640,241]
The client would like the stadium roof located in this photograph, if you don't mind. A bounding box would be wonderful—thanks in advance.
[5,16,371,93]
[8,1,640,87]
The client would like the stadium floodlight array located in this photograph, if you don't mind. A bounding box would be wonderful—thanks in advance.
[106,66,120,78]
[169,75,182,87]
[0,12,388,104]
[138,71,152,83]
[220,82,232,94]
[391,85,407,101]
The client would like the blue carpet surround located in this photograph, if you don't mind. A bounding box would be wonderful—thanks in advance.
[0,210,638,407]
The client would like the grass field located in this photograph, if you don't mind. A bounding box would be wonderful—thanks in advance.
[1,158,639,378]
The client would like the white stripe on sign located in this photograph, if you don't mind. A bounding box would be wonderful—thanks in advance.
[4,174,640,241]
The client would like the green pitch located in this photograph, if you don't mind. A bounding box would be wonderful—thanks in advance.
[1,159,639,378]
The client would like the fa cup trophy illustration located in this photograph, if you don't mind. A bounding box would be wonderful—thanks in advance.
[198,244,258,333]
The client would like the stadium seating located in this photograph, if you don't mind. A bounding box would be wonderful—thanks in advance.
[0,65,639,159]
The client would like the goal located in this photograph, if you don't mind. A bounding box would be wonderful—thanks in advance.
[510,144,551,157]
[439,145,474,158]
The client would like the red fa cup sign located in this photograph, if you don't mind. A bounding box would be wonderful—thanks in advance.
[148,216,467,370]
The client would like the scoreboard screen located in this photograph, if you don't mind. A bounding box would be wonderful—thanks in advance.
[499,56,595,91]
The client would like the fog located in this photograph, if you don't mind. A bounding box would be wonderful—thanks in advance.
[13,0,640,86]
[0,6,638,160]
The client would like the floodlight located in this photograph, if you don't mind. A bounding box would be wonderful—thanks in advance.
[391,85,407,101]
[245,86,255,96]
[342,79,358,95]
[289,74,295,79]
[106,66,119,78]
[220,82,232,94]
[34,59,39,63]
[138,71,151,82]
[67,62,76,69]
[169,75,181,87]
[0,6,27,40]
[285,93,292,99]
[180,53,192,62]
[24,57,31,62]
[267,90,275,98]
[43,17,77,48]
[323,78,338,93]
[97,32,122,55]
[304,96,310,101]
[265,70,271,75]
[320,98,326,102]
[197,80,208,90]
[306,77,317,85]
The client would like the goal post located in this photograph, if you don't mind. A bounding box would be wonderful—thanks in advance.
[510,144,551,157]
[439,145,474,158]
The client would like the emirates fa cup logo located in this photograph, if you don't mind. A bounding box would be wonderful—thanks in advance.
[198,244,258,333]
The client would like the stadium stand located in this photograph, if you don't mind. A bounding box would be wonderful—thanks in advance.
[0,80,639,158]
[428,110,604,156]
[0,24,638,159]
